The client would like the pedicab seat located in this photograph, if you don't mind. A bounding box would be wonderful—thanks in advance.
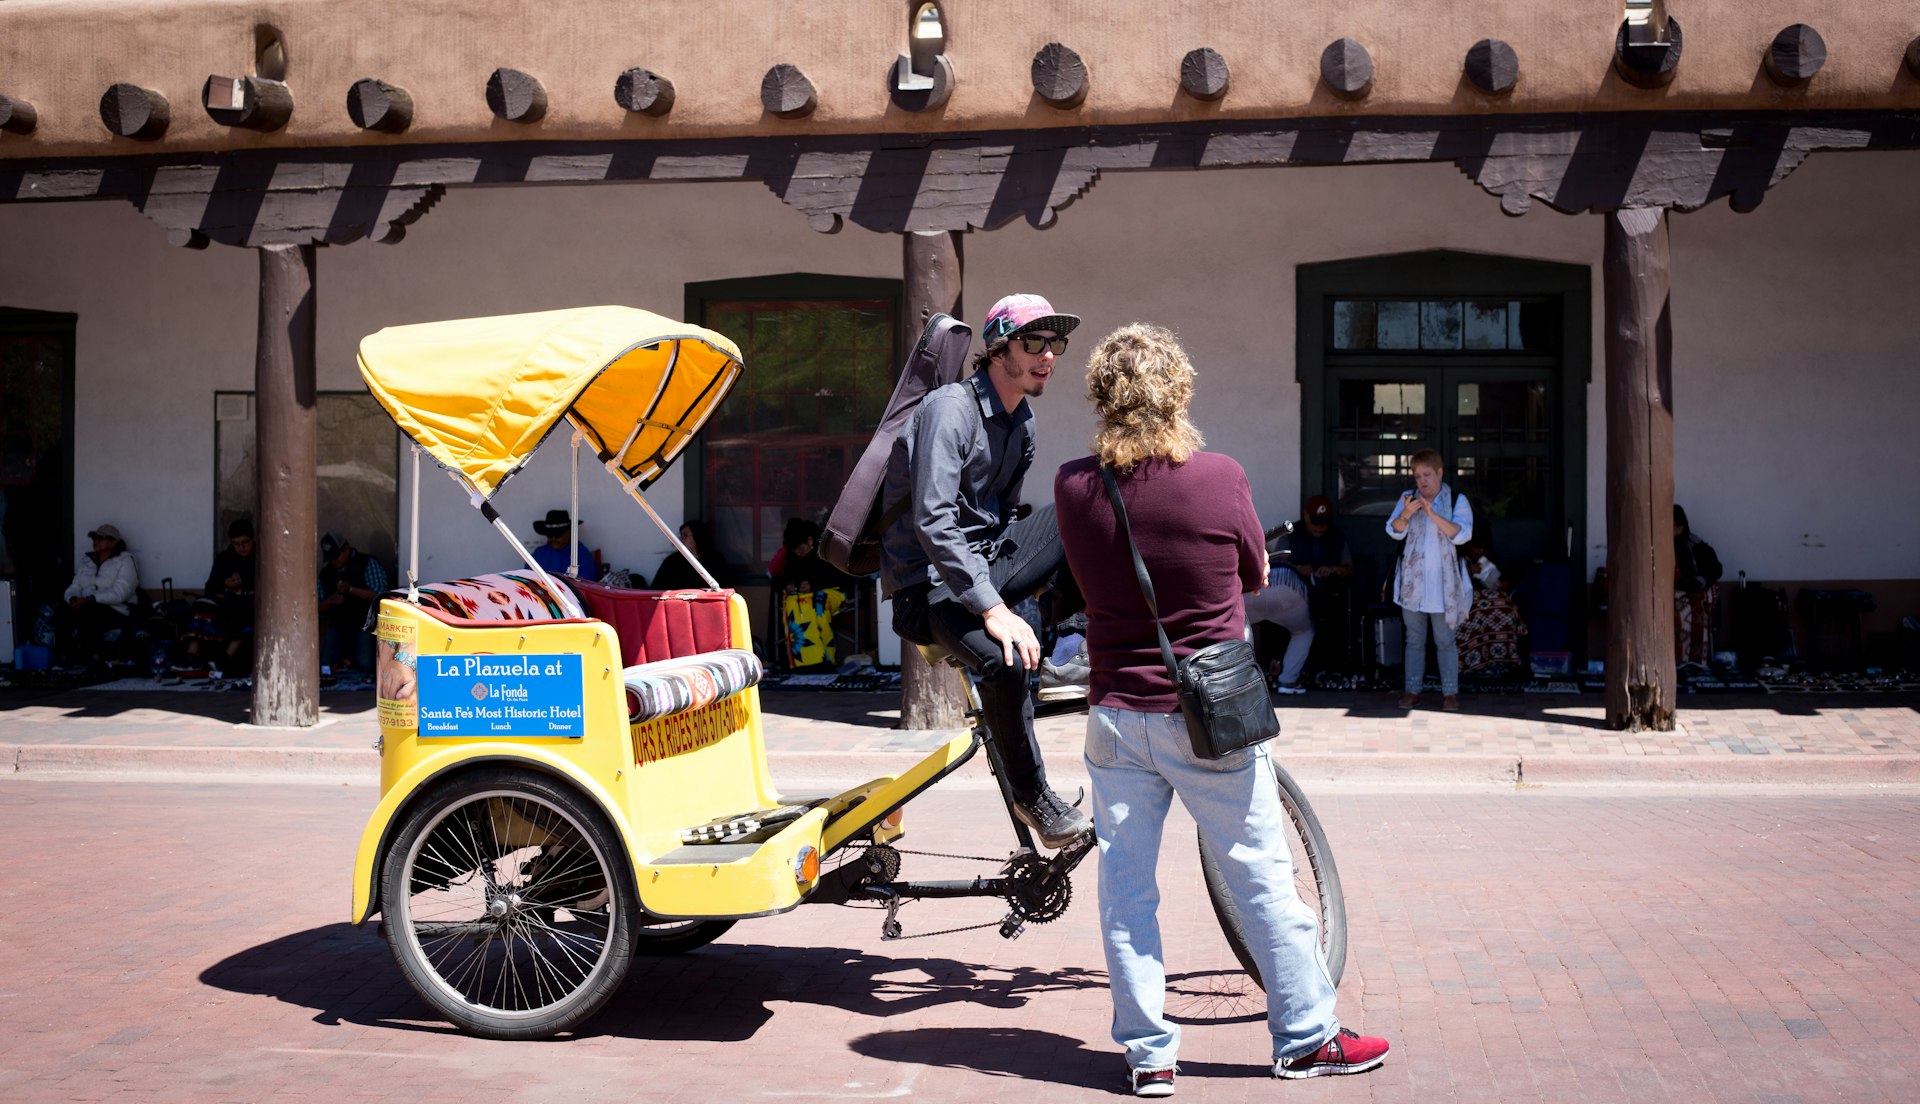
[400,572,763,723]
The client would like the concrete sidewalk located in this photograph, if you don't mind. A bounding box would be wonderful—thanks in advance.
[4,683,1918,785]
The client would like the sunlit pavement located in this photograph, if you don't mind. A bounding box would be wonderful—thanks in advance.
[1,776,1915,1102]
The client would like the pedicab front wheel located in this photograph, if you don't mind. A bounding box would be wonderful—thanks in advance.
[381,766,638,1039]
[1196,758,1347,990]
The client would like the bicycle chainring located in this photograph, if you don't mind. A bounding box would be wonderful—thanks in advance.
[1002,852,1072,924]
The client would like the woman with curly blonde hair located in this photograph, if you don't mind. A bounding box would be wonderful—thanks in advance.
[1054,324,1388,1095]
[1083,324,1206,471]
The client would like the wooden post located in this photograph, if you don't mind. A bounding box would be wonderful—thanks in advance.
[254,243,320,728]
[898,229,969,731]
[1602,207,1676,731]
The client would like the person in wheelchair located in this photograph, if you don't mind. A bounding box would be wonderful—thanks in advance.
[878,293,1091,849]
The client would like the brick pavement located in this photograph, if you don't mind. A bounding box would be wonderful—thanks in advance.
[2,779,1917,1102]
[2,686,1919,784]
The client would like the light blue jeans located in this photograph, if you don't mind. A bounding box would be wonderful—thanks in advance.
[1084,705,1340,1070]
[1401,606,1460,695]
[1244,578,1314,688]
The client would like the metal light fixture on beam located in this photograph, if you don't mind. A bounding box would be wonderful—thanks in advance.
[1615,0,1682,89]
[890,1,955,111]
[203,74,294,131]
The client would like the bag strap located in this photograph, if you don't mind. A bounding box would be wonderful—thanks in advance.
[870,376,993,542]
[1099,462,1183,689]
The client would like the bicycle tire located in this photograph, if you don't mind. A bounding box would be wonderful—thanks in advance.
[381,766,637,1039]
[1196,758,1347,989]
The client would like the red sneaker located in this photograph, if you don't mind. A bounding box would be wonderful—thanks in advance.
[1272,1028,1389,1079]
[1127,1067,1176,1097]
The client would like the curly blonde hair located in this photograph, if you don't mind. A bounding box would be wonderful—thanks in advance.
[1084,323,1205,472]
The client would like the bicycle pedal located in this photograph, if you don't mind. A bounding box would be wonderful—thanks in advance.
[998,915,1026,940]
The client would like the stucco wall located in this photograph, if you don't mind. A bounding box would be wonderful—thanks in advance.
[5,1,1919,157]
[1,148,1915,600]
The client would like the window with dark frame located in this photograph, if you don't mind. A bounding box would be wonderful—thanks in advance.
[698,296,897,575]
[214,391,400,571]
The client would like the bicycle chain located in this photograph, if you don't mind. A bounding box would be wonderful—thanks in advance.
[846,840,1012,864]
[840,842,1035,939]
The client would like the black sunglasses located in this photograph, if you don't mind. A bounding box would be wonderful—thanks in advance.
[1014,333,1069,356]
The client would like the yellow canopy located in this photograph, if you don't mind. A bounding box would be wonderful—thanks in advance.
[357,306,743,498]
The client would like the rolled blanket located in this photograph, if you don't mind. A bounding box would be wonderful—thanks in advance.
[623,648,763,724]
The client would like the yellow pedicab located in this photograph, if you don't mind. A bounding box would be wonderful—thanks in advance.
[347,306,1345,1040]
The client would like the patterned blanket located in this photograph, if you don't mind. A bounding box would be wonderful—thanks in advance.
[624,648,763,724]
[408,571,576,622]
[1458,591,1529,674]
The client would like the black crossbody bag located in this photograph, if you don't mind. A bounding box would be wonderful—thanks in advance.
[1100,463,1280,760]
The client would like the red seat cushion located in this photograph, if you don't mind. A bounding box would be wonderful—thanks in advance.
[569,580,736,666]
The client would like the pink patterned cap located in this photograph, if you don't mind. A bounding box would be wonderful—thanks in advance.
[981,293,1080,347]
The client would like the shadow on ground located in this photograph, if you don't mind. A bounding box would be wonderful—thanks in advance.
[199,922,1119,1042]
[1276,689,1920,724]
[0,686,374,721]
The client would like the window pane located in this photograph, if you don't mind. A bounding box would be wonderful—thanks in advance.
[1461,380,1549,444]
[1336,453,1416,517]
[1464,302,1507,349]
[0,332,70,587]
[1376,302,1419,349]
[216,392,398,570]
[1458,455,1548,519]
[701,297,896,572]
[1332,300,1376,350]
[1419,301,1462,350]
[1333,380,1426,446]
[1510,300,1555,350]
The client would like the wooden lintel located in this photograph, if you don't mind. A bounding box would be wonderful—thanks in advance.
[5,109,1920,243]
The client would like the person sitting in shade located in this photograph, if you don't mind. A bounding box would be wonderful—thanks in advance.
[183,517,258,675]
[653,519,730,591]
[318,531,388,675]
[530,509,599,582]
[63,523,139,667]
[771,517,857,668]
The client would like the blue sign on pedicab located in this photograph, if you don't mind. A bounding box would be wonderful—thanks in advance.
[416,653,585,737]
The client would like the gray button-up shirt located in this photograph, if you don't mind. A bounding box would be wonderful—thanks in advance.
[878,371,1035,614]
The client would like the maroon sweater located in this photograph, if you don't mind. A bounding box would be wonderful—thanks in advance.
[1055,452,1266,711]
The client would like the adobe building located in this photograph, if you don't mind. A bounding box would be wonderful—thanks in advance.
[2,1,1916,727]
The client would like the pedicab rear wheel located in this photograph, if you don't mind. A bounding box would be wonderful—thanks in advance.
[381,766,637,1039]
[1197,758,1347,989]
